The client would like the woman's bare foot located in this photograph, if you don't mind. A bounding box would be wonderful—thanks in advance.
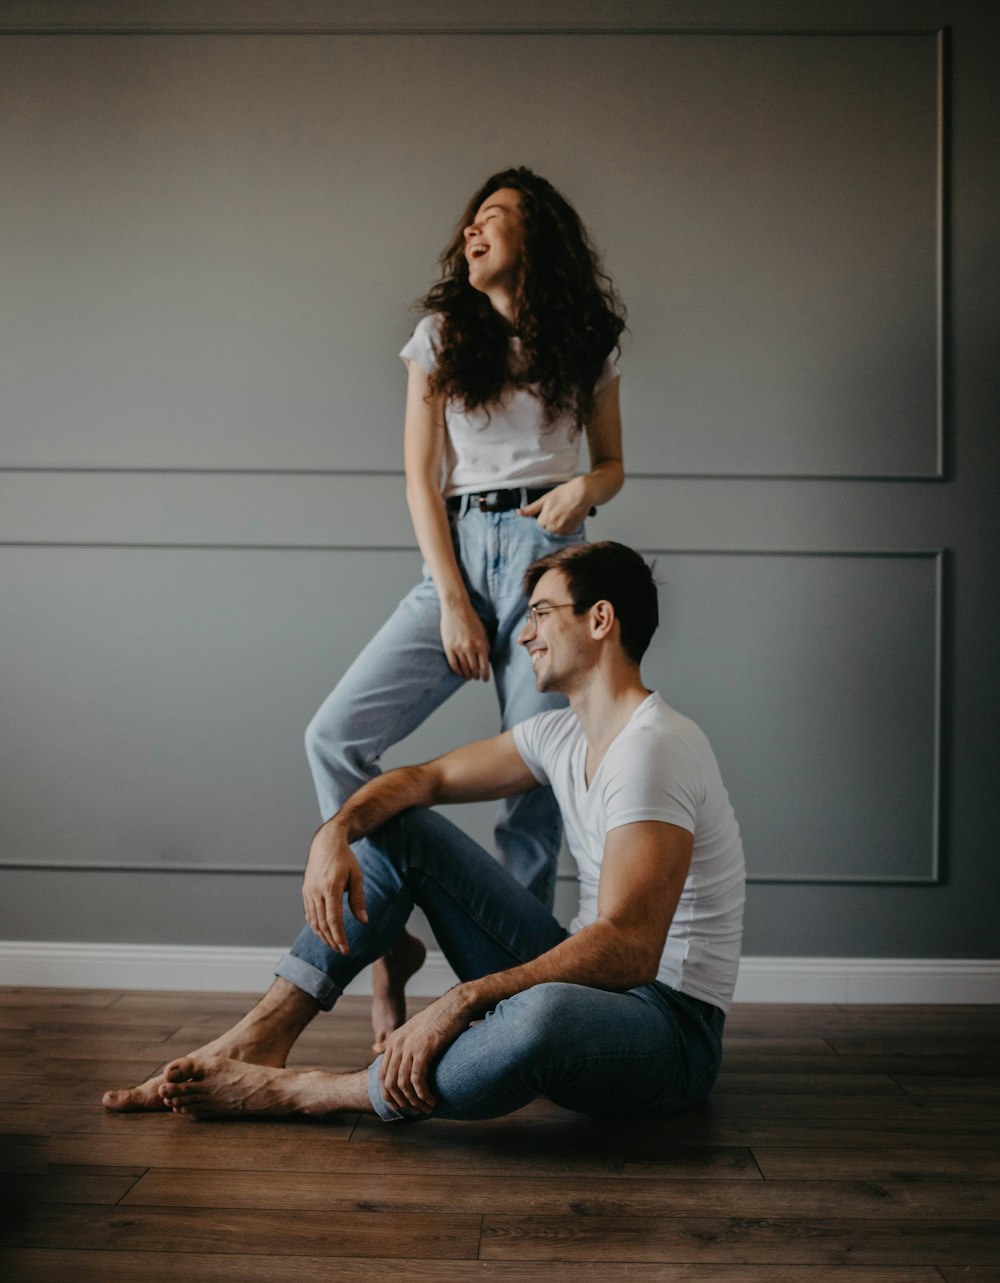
[158,1055,371,1117]
[371,930,427,1053]
[101,979,320,1112]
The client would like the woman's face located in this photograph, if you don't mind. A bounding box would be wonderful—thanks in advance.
[463,187,525,304]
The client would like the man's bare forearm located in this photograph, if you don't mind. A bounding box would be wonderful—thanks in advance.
[303,763,446,951]
[322,763,440,846]
[456,917,662,1021]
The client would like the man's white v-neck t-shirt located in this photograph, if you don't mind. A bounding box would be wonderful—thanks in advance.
[512,692,745,1013]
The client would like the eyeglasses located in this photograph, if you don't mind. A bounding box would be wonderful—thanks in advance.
[523,602,578,631]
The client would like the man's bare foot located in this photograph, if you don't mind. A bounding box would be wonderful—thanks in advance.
[101,979,319,1112]
[158,1055,371,1117]
[371,930,427,1053]
[101,1073,173,1113]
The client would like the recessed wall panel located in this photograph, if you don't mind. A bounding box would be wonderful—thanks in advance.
[641,551,940,881]
[0,31,940,476]
[0,546,515,871]
[1,546,939,884]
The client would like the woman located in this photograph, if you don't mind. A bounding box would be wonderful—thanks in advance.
[305,167,626,1048]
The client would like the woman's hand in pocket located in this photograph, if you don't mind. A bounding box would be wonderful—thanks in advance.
[519,478,589,535]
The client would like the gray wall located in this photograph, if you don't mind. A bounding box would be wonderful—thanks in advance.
[1,0,997,958]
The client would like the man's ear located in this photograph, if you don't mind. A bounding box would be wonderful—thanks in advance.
[589,600,615,640]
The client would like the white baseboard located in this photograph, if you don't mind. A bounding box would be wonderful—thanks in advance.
[1,941,999,1003]
[734,956,1000,1003]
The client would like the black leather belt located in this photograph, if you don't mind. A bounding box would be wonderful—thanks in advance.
[446,486,552,514]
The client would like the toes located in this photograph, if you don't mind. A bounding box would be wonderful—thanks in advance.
[101,1084,168,1112]
[164,1057,200,1083]
[161,1083,204,1116]
[160,1082,198,1115]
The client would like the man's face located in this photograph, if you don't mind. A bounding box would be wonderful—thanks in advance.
[518,569,588,693]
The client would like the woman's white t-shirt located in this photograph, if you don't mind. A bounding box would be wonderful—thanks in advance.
[400,313,619,498]
[512,692,746,1013]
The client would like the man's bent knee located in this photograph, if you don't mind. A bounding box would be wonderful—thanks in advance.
[488,983,583,1056]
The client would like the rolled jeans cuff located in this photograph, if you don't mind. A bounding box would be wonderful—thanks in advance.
[367,1056,424,1124]
[274,952,342,1012]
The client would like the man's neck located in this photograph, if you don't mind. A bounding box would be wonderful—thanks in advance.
[566,663,652,764]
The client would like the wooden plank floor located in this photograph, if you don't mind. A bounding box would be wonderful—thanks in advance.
[1,988,999,1281]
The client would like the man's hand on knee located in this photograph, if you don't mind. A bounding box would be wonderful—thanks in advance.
[378,986,474,1114]
[302,821,368,953]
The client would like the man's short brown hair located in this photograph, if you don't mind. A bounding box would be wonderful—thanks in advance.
[524,541,659,665]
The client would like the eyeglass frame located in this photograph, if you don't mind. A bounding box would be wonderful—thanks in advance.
[522,601,582,632]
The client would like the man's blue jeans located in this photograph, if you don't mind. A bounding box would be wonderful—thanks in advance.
[304,507,585,908]
[275,807,726,1123]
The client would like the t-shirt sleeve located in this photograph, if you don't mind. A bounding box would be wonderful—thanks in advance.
[511,714,552,786]
[399,313,441,375]
[595,347,621,393]
[601,729,704,835]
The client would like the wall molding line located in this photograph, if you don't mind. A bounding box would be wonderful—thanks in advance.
[0,10,950,39]
[2,942,997,1004]
[0,466,950,482]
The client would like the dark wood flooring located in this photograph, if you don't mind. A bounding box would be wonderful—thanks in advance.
[1,987,999,1280]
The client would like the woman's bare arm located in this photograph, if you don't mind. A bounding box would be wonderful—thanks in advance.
[519,376,624,534]
[403,360,491,681]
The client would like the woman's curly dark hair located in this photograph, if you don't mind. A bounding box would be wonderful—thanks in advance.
[420,168,626,432]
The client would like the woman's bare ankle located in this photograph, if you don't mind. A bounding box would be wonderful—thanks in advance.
[371,931,427,1052]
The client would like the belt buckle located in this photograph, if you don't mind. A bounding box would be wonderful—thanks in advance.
[478,491,500,512]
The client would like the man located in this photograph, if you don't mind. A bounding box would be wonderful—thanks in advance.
[103,542,744,1122]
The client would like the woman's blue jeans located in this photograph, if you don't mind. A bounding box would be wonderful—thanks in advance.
[304,508,584,909]
[275,806,726,1123]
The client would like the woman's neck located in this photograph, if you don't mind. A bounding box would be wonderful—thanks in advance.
[483,285,519,328]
